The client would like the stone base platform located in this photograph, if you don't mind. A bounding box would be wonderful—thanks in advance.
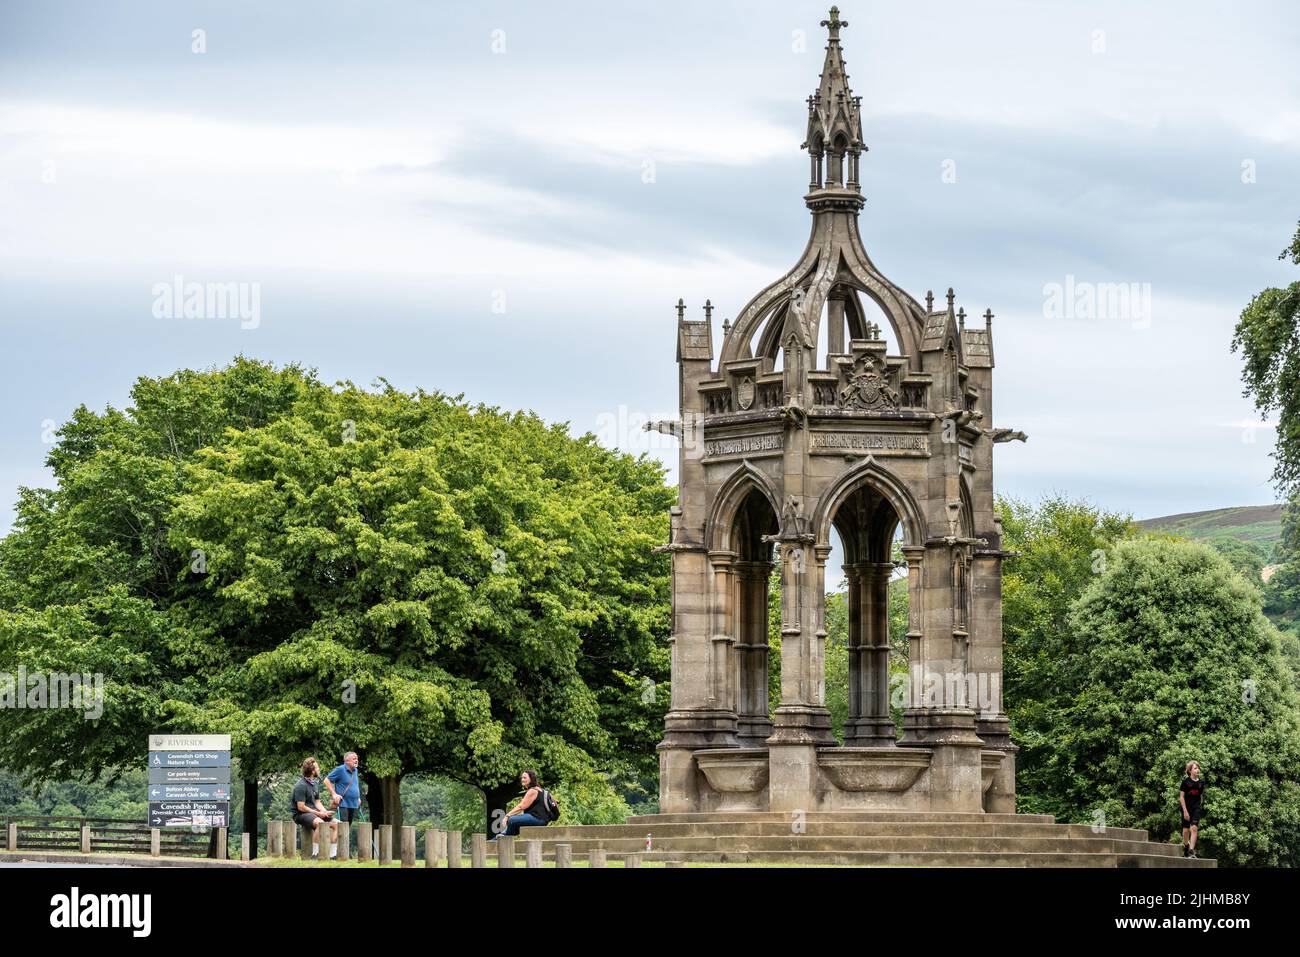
[518,811,1215,867]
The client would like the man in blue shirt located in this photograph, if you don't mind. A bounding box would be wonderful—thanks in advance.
[324,751,363,827]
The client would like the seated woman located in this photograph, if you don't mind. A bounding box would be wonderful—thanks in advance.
[495,769,550,838]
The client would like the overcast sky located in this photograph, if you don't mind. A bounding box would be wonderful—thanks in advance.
[2,0,1299,541]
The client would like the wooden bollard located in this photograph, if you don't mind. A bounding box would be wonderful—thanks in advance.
[589,847,607,868]
[400,826,416,867]
[554,843,572,868]
[497,835,515,868]
[6,823,16,851]
[378,825,393,865]
[424,829,438,868]
[356,822,373,862]
[300,824,314,861]
[470,833,487,868]
[267,820,279,857]
[241,832,250,861]
[447,831,462,868]
[525,840,542,868]
[149,828,160,857]
[215,827,228,860]
[80,823,91,854]
[624,852,642,868]
[337,820,350,862]
[283,820,296,858]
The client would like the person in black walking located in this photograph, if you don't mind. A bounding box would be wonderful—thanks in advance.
[1179,760,1206,859]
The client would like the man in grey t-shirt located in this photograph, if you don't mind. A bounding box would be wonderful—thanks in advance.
[291,756,338,859]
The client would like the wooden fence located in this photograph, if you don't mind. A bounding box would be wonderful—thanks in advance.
[1,815,214,857]
[2,815,668,867]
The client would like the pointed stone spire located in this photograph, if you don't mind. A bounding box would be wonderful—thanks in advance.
[803,7,865,195]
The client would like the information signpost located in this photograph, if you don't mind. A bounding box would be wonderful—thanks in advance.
[147,734,231,828]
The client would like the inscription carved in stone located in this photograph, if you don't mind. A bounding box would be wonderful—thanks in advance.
[811,432,929,454]
[704,434,783,457]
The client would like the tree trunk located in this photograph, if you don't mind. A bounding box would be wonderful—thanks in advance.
[243,777,259,860]
[362,772,403,833]
[362,770,384,825]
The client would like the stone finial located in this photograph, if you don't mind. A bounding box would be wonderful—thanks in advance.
[946,288,955,311]
[676,298,686,321]
[704,299,713,322]
[722,317,731,335]
[925,290,935,312]
[983,308,994,329]
[957,307,966,330]
[820,6,849,37]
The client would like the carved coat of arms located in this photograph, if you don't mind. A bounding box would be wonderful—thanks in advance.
[838,353,899,412]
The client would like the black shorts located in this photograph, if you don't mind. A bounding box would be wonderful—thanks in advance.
[1182,806,1203,826]
[293,811,331,827]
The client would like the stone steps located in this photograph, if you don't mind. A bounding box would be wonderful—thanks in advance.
[631,850,1214,868]
[514,811,1214,867]
[536,821,1153,842]
[628,811,1056,824]
[517,834,1183,856]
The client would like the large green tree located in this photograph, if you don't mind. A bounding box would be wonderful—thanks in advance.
[1232,220,1300,496]
[0,359,672,839]
[0,359,315,847]
[999,495,1137,810]
[1063,538,1300,866]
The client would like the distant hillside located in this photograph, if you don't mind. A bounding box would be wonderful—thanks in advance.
[1138,504,1284,552]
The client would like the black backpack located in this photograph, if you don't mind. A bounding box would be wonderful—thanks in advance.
[537,788,561,824]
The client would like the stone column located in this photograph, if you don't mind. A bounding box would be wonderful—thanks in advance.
[971,543,1017,811]
[899,543,982,811]
[734,559,772,746]
[844,561,896,746]
[827,294,846,358]
[768,536,834,812]
[658,539,738,812]
[707,549,741,738]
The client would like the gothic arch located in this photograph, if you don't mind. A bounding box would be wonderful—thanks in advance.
[813,456,926,550]
[706,460,782,554]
